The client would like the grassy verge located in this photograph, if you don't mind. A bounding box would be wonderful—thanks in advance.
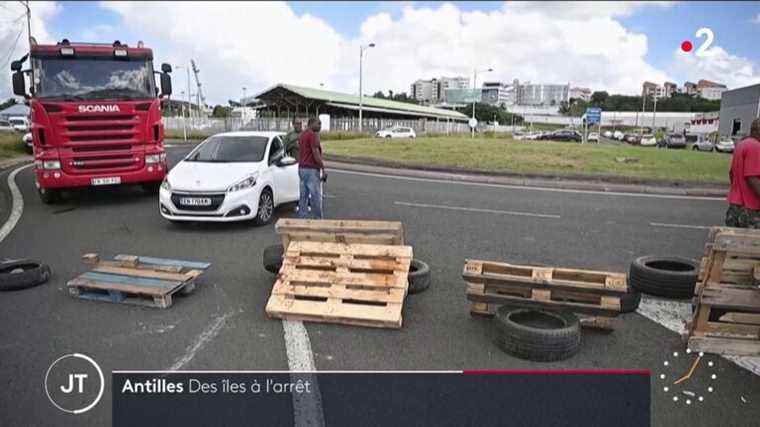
[0,133,27,159]
[323,136,731,184]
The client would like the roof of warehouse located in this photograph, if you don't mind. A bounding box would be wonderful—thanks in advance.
[254,83,469,120]
[0,104,29,116]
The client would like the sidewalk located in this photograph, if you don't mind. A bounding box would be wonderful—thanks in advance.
[325,158,727,198]
[0,156,32,171]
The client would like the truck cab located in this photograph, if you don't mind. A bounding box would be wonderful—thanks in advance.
[11,39,173,204]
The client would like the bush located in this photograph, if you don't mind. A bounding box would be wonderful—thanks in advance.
[320,131,367,141]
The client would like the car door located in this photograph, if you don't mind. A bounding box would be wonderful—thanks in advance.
[268,136,299,204]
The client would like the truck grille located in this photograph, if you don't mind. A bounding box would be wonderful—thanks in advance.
[61,114,139,144]
[58,113,143,174]
[170,192,226,212]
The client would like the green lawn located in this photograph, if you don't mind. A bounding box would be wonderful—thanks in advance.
[0,133,26,159]
[323,136,731,184]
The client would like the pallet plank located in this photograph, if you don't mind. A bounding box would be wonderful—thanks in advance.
[115,254,211,270]
[688,336,760,356]
[467,291,619,316]
[92,265,198,282]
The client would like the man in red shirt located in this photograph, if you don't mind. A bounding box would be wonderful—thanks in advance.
[726,118,760,228]
[297,117,326,219]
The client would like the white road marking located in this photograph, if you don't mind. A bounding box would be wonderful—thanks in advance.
[283,320,325,427]
[394,201,560,219]
[168,311,237,371]
[331,168,724,201]
[637,296,760,376]
[0,164,33,243]
[650,222,712,230]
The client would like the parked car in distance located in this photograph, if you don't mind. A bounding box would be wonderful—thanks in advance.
[540,130,581,142]
[640,134,657,146]
[0,120,13,132]
[684,133,699,146]
[665,133,687,149]
[587,132,599,142]
[613,130,625,140]
[625,134,640,145]
[159,131,299,224]
[715,138,735,153]
[8,116,29,132]
[692,136,715,152]
[375,126,416,139]
[23,132,33,153]
[602,130,613,138]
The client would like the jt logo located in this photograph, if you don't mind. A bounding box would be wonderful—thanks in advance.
[60,374,88,393]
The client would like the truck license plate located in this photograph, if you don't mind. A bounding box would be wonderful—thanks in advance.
[91,177,121,186]
[180,197,212,206]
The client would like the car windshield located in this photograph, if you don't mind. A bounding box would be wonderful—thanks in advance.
[33,57,155,100]
[9,119,24,124]
[185,135,269,163]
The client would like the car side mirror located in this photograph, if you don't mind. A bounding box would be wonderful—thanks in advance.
[160,73,172,97]
[12,71,27,97]
[277,156,297,167]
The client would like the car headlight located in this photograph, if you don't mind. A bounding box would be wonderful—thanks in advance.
[227,174,258,193]
[161,177,171,191]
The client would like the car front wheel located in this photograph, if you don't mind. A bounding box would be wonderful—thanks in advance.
[254,188,275,225]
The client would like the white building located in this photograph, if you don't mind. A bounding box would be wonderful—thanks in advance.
[481,81,515,107]
[518,83,569,106]
[411,76,470,104]
[438,76,470,102]
[568,87,591,102]
[699,86,727,101]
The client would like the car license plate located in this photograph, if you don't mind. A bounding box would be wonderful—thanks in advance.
[91,177,121,186]
[179,197,212,206]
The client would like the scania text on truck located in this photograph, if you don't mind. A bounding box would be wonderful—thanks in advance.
[10,38,173,203]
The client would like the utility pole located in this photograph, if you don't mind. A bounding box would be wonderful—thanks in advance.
[472,67,493,138]
[359,43,375,133]
[22,1,31,51]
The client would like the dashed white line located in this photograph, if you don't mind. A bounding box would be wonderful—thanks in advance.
[0,164,33,243]
[331,168,724,201]
[283,320,325,427]
[394,201,560,219]
[167,311,237,371]
[650,222,712,230]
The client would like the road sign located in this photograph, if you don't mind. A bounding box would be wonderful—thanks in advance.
[469,118,478,128]
[585,107,602,125]
[447,88,482,104]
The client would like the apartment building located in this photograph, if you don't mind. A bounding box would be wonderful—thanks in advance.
[518,83,569,106]
[410,76,470,104]
[568,87,591,102]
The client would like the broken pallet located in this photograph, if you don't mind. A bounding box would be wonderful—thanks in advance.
[689,232,760,355]
[67,253,210,309]
[275,218,405,249]
[697,226,760,288]
[464,259,629,318]
[265,241,412,328]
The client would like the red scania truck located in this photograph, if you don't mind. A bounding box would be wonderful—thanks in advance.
[10,39,173,203]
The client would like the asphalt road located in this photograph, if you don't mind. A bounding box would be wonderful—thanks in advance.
[1,142,758,426]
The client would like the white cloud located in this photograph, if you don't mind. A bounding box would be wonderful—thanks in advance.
[752,13,760,24]
[0,1,60,99]
[673,46,760,89]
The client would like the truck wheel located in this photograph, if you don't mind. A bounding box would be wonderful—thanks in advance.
[493,307,581,362]
[37,187,59,204]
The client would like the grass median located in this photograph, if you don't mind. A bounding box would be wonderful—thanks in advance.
[0,133,26,159]
[323,136,731,185]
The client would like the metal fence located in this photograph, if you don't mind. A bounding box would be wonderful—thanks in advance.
[163,116,471,135]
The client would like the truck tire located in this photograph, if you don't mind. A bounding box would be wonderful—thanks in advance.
[37,187,59,204]
[629,256,697,299]
[263,244,284,274]
[0,259,51,291]
[620,292,642,313]
[493,307,581,362]
[407,259,430,295]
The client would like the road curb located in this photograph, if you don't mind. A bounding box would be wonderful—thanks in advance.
[0,156,32,172]
[325,157,727,198]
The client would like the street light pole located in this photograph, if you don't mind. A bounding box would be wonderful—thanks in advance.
[472,67,492,138]
[359,43,375,134]
[242,86,247,124]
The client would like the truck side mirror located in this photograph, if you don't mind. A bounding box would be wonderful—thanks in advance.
[161,63,172,73]
[12,72,26,97]
[10,60,23,72]
[160,73,172,97]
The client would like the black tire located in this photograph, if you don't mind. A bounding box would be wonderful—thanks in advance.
[493,307,581,362]
[629,256,698,299]
[37,186,59,204]
[407,259,430,295]
[254,188,275,226]
[620,292,642,313]
[0,259,51,291]
[263,244,284,274]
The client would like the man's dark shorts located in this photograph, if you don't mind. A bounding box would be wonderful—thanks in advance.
[725,204,760,228]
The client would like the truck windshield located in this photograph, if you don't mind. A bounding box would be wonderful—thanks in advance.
[34,58,155,100]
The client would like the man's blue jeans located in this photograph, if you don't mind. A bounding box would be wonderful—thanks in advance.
[298,168,322,219]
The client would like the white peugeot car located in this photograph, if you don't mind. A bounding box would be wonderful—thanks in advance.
[375,126,416,139]
[159,131,299,224]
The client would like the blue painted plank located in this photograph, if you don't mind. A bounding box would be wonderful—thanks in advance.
[80,272,178,289]
[114,254,211,270]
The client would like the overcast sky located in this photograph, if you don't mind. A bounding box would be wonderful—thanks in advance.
[1,1,759,105]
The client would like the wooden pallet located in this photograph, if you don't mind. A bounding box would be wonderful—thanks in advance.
[689,232,760,355]
[464,259,629,318]
[265,241,412,328]
[67,253,210,309]
[697,226,760,287]
[275,219,404,249]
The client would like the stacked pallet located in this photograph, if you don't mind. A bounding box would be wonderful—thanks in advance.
[464,259,629,325]
[67,254,210,308]
[265,241,412,328]
[275,218,404,248]
[689,227,760,356]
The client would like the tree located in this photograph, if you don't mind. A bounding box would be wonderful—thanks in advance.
[590,91,609,106]
[455,103,523,124]
[212,105,232,118]
[372,91,386,99]
[0,98,17,112]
